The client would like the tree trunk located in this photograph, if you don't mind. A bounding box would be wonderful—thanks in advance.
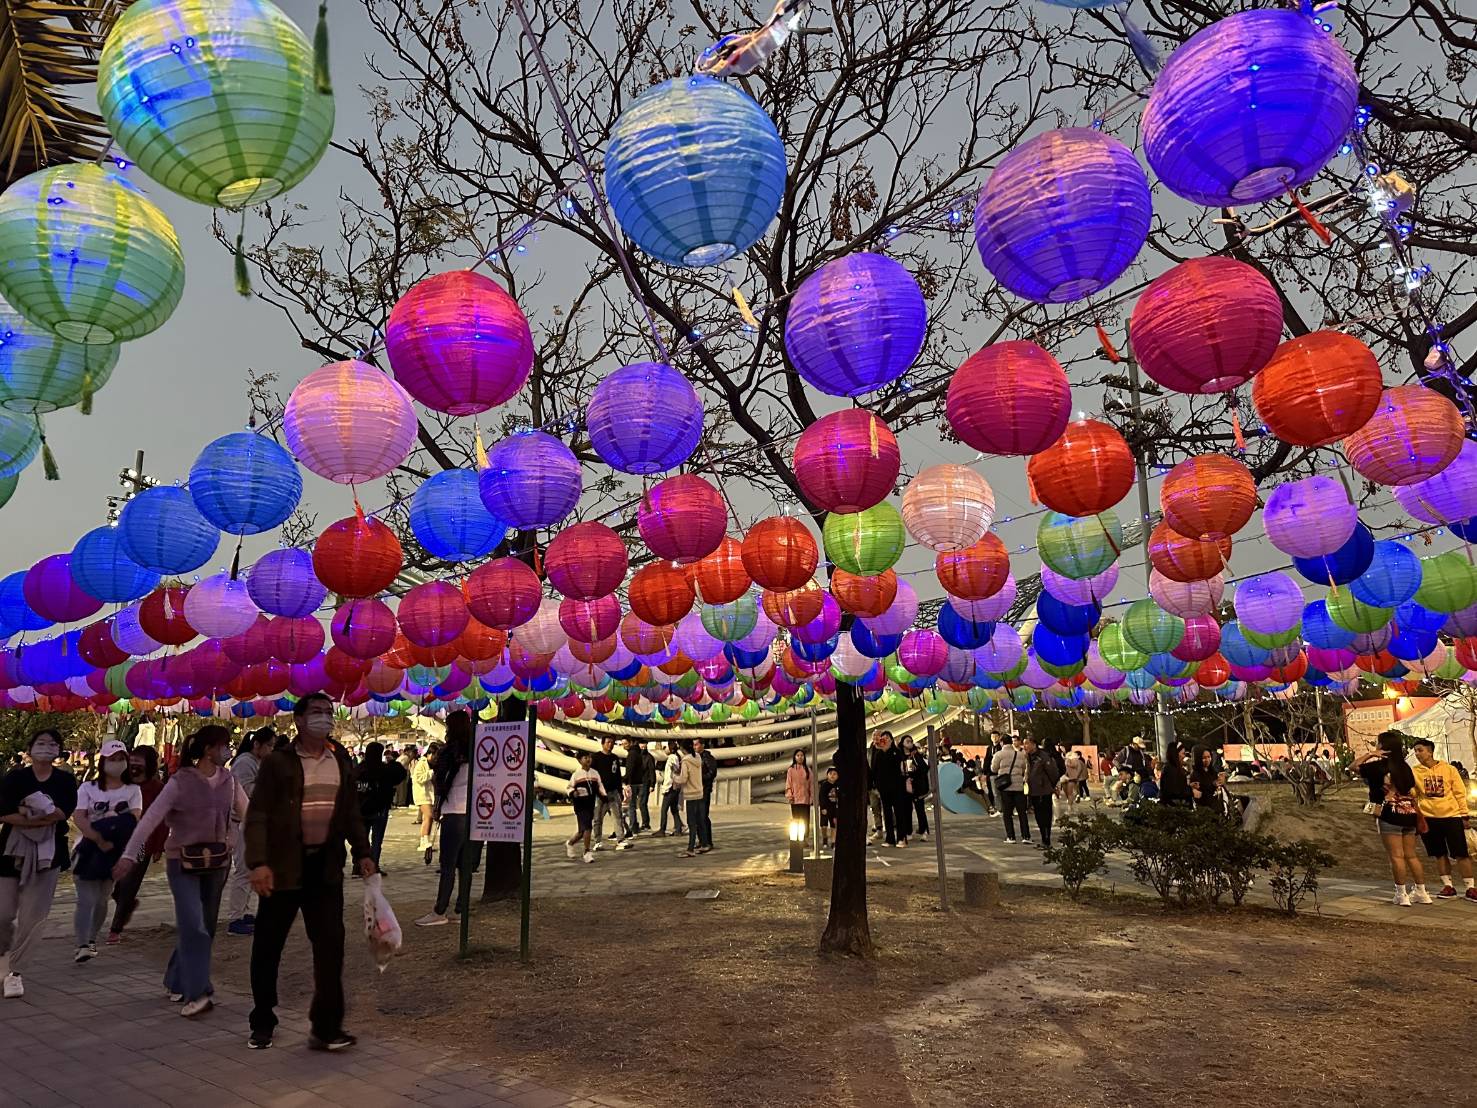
[481,694,525,903]
[819,680,875,958]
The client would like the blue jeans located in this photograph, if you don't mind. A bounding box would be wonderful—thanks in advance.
[164,859,227,1002]
[627,785,651,831]
[367,810,390,865]
[686,799,705,851]
[73,877,113,946]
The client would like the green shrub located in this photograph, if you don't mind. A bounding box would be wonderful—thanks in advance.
[1265,839,1337,917]
[1042,814,1117,898]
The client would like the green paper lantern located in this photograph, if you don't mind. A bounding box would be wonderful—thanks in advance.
[1040,658,1085,679]
[1098,621,1148,671]
[823,501,905,576]
[884,691,911,714]
[1325,589,1392,633]
[710,703,731,723]
[1242,623,1302,649]
[1413,551,1477,614]
[1038,510,1123,579]
[0,410,40,479]
[700,594,758,642]
[0,300,119,413]
[105,660,137,699]
[741,700,761,720]
[0,164,184,344]
[1434,653,1465,681]
[1122,599,1185,655]
[98,0,334,209]
[0,470,15,509]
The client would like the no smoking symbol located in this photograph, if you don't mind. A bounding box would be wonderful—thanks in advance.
[475,787,497,821]
[500,783,524,820]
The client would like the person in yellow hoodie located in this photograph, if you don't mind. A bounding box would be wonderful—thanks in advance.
[1410,739,1476,901]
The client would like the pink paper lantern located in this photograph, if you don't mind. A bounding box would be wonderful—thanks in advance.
[1041,563,1117,606]
[184,573,260,640]
[265,616,325,665]
[859,577,918,637]
[545,521,628,601]
[637,474,726,564]
[398,581,469,649]
[1149,569,1224,619]
[957,575,1018,623]
[282,360,418,484]
[1171,616,1221,662]
[901,464,995,552]
[330,598,397,660]
[791,409,900,513]
[559,595,622,643]
[384,270,534,416]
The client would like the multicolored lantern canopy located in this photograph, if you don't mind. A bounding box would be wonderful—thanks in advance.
[96,0,334,209]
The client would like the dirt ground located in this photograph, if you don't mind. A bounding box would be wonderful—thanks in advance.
[142,873,1477,1108]
[1246,779,1393,879]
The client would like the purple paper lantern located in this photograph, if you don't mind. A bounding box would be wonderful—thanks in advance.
[974,624,1023,673]
[23,554,102,624]
[1041,562,1118,606]
[973,128,1151,304]
[1263,475,1358,559]
[1233,572,1303,636]
[1395,440,1477,525]
[184,573,260,640]
[247,548,328,619]
[479,431,582,529]
[858,577,918,637]
[783,253,927,397]
[954,575,1017,624]
[586,361,704,475]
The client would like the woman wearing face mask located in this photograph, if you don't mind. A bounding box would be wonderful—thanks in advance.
[70,740,142,963]
[107,746,165,946]
[0,729,79,999]
[115,726,247,1018]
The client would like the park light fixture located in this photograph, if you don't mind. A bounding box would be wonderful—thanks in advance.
[788,819,805,874]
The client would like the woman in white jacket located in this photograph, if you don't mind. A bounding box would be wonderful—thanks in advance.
[656,741,685,837]
[413,741,440,864]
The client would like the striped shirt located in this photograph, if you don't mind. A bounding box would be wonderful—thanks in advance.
[297,745,341,846]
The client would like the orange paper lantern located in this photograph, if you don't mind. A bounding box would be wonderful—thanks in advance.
[742,516,819,591]
[1027,418,1134,517]
[763,581,825,628]
[1159,454,1258,541]
[628,562,695,626]
[1148,521,1232,583]
[690,535,751,605]
[935,534,1010,600]
[313,514,403,599]
[1341,384,1465,486]
[831,568,897,617]
[1251,331,1383,448]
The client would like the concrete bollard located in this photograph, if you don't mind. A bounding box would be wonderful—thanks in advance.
[804,856,833,893]
[962,867,1000,908]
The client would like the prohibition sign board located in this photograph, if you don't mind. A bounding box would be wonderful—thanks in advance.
[471,721,531,843]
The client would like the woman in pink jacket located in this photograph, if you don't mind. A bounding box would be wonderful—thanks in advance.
[784,750,813,839]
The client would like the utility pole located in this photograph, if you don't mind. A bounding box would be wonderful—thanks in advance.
[106,450,156,522]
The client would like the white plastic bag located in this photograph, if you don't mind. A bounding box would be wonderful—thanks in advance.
[362,873,402,972]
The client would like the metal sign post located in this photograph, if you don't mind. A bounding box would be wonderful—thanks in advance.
[461,719,533,959]
[927,725,948,910]
[809,710,819,856]
[519,714,538,963]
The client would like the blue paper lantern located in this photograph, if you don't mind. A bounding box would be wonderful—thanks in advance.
[1302,599,1357,650]
[71,525,162,603]
[247,546,326,617]
[1396,601,1446,636]
[478,431,581,530]
[604,75,786,267]
[973,128,1151,303]
[1388,626,1437,662]
[1036,591,1101,636]
[0,570,51,634]
[410,468,506,562]
[792,636,837,664]
[783,253,928,396]
[118,485,221,574]
[586,361,703,474]
[1142,10,1359,207]
[1350,540,1423,609]
[849,621,903,659]
[937,601,995,650]
[1033,626,1089,666]
[1292,522,1373,586]
[1218,621,1271,668]
[189,431,302,536]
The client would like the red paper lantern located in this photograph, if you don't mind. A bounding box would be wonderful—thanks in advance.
[792,409,900,513]
[324,646,372,685]
[1453,637,1477,672]
[330,598,397,659]
[1195,653,1231,689]
[559,595,622,643]
[657,651,693,677]
[1026,419,1134,517]
[222,615,272,665]
[1267,653,1308,685]
[454,617,507,663]
[629,563,695,626]
[266,615,325,664]
[544,521,628,601]
[945,341,1072,456]
[1148,521,1232,583]
[408,641,459,667]
[1341,385,1465,487]
[690,535,750,604]
[79,620,129,669]
[397,581,469,648]
[365,659,405,696]
[462,557,542,630]
[382,631,416,669]
[742,516,818,591]
[935,534,1010,600]
[1159,454,1258,541]
[1129,258,1282,394]
[637,474,726,564]
[139,585,197,646]
[831,569,897,618]
[313,514,403,599]
[1252,331,1383,448]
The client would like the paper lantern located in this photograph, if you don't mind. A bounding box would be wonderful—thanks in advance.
[1350,541,1423,609]
[110,603,161,656]
[604,75,785,267]
[1148,521,1230,583]
[945,341,1071,456]
[384,270,532,415]
[901,465,994,552]
[762,582,823,631]
[1414,552,1477,614]
[822,502,904,576]
[397,581,469,649]
[184,573,259,639]
[627,562,694,627]
[1292,522,1374,586]
[138,585,197,646]
[700,594,759,644]
[690,536,750,605]
[1325,590,1393,635]
[559,595,620,645]
[742,516,818,592]
[1159,454,1256,541]
[1151,569,1224,620]
[463,558,542,630]
[1262,475,1358,559]
[1233,572,1302,636]
[1341,385,1464,487]
[1039,511,1123,580]
[1122,600,1185,655]
[0,301,118,413]
[22,554,101,624]
[283,360,417,484]
[69,526,160,604]
[586,361,703,474]
[189,431,301,536]
[312,514,402,599]
[934,534,1009,601]
[266,615,324,664]
[97,0,333,208]
[0,410,39,478]
[973,128,1150,302]
[1142,10,1358,206]
[0,471,15,510]
[831,568,897,618]
[479,431,582,530]
[545,521,628,601]
[783,253,927,397]
[1252,332,1383,448]
[637,474,726,565]
[118,486,220,575]
[859,576,918,637]
[792,409,899,513]
[1394,440,1477,525]
[898,630,948,678]
[410,469,504,562]
[1027,419,1133,517]
[0,164,183,344]
[247,547,326,618]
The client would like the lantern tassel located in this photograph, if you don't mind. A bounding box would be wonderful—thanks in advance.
[1230,406,1246,453]
[313,2,333,95]
[474,423,489,470]
[1116,3,1162,77]
[867,409,879,459]
[233,227,252,298]
[80,368,94,416]
[1287,185,1332,245]
[730,281,760,330]
[1026,468,1040,505]
[1094,322,1122,364]
[38,419,58,481]
[353,489,366,522]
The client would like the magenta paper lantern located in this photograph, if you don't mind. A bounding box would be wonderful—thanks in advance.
[898,629,948,677]
[1172,616,1221,662]
[398,581,469,649]
[222,615,273,666]
[859,577,918,637]
[23,554,102,624]
[1149,569,1224,619]
[384,270,533,416]
[792,409,900,514]
[586,361,703,475]
[184,573,260,640]
[1394,440,1477,525]
[479,431,582,530]
[945,341,1071,455]
[247,547,328,619]
[560,595,622,643]
[265,616,324,665]
[545,521,628,601]
[1233,572,1303,636]
[330,598,397,660]
[1264,476,1358,559]
[793,592,842,645]
[637,473,726,564]
[1041,563,1117,606]
[1129,258,1282,395]
[282,360,418,485]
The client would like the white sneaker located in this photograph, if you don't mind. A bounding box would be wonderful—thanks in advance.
[1411,886,1433,905]
[167,991,184,1002]
[616,841,630,851]
[1394,890,1412,906]
[413,912,449,927]
[74,945,96,964]
[593,840,605,852]
[919,833,930,841]
[565,842,577,859]
[1004,837,1017,844]
[3,973,22,999]
[583,852,595,864]
[180,996,213,1018]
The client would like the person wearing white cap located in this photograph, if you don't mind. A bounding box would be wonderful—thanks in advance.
[70,739,142,963]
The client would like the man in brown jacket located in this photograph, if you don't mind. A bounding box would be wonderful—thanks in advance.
[245,693,375,1051]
